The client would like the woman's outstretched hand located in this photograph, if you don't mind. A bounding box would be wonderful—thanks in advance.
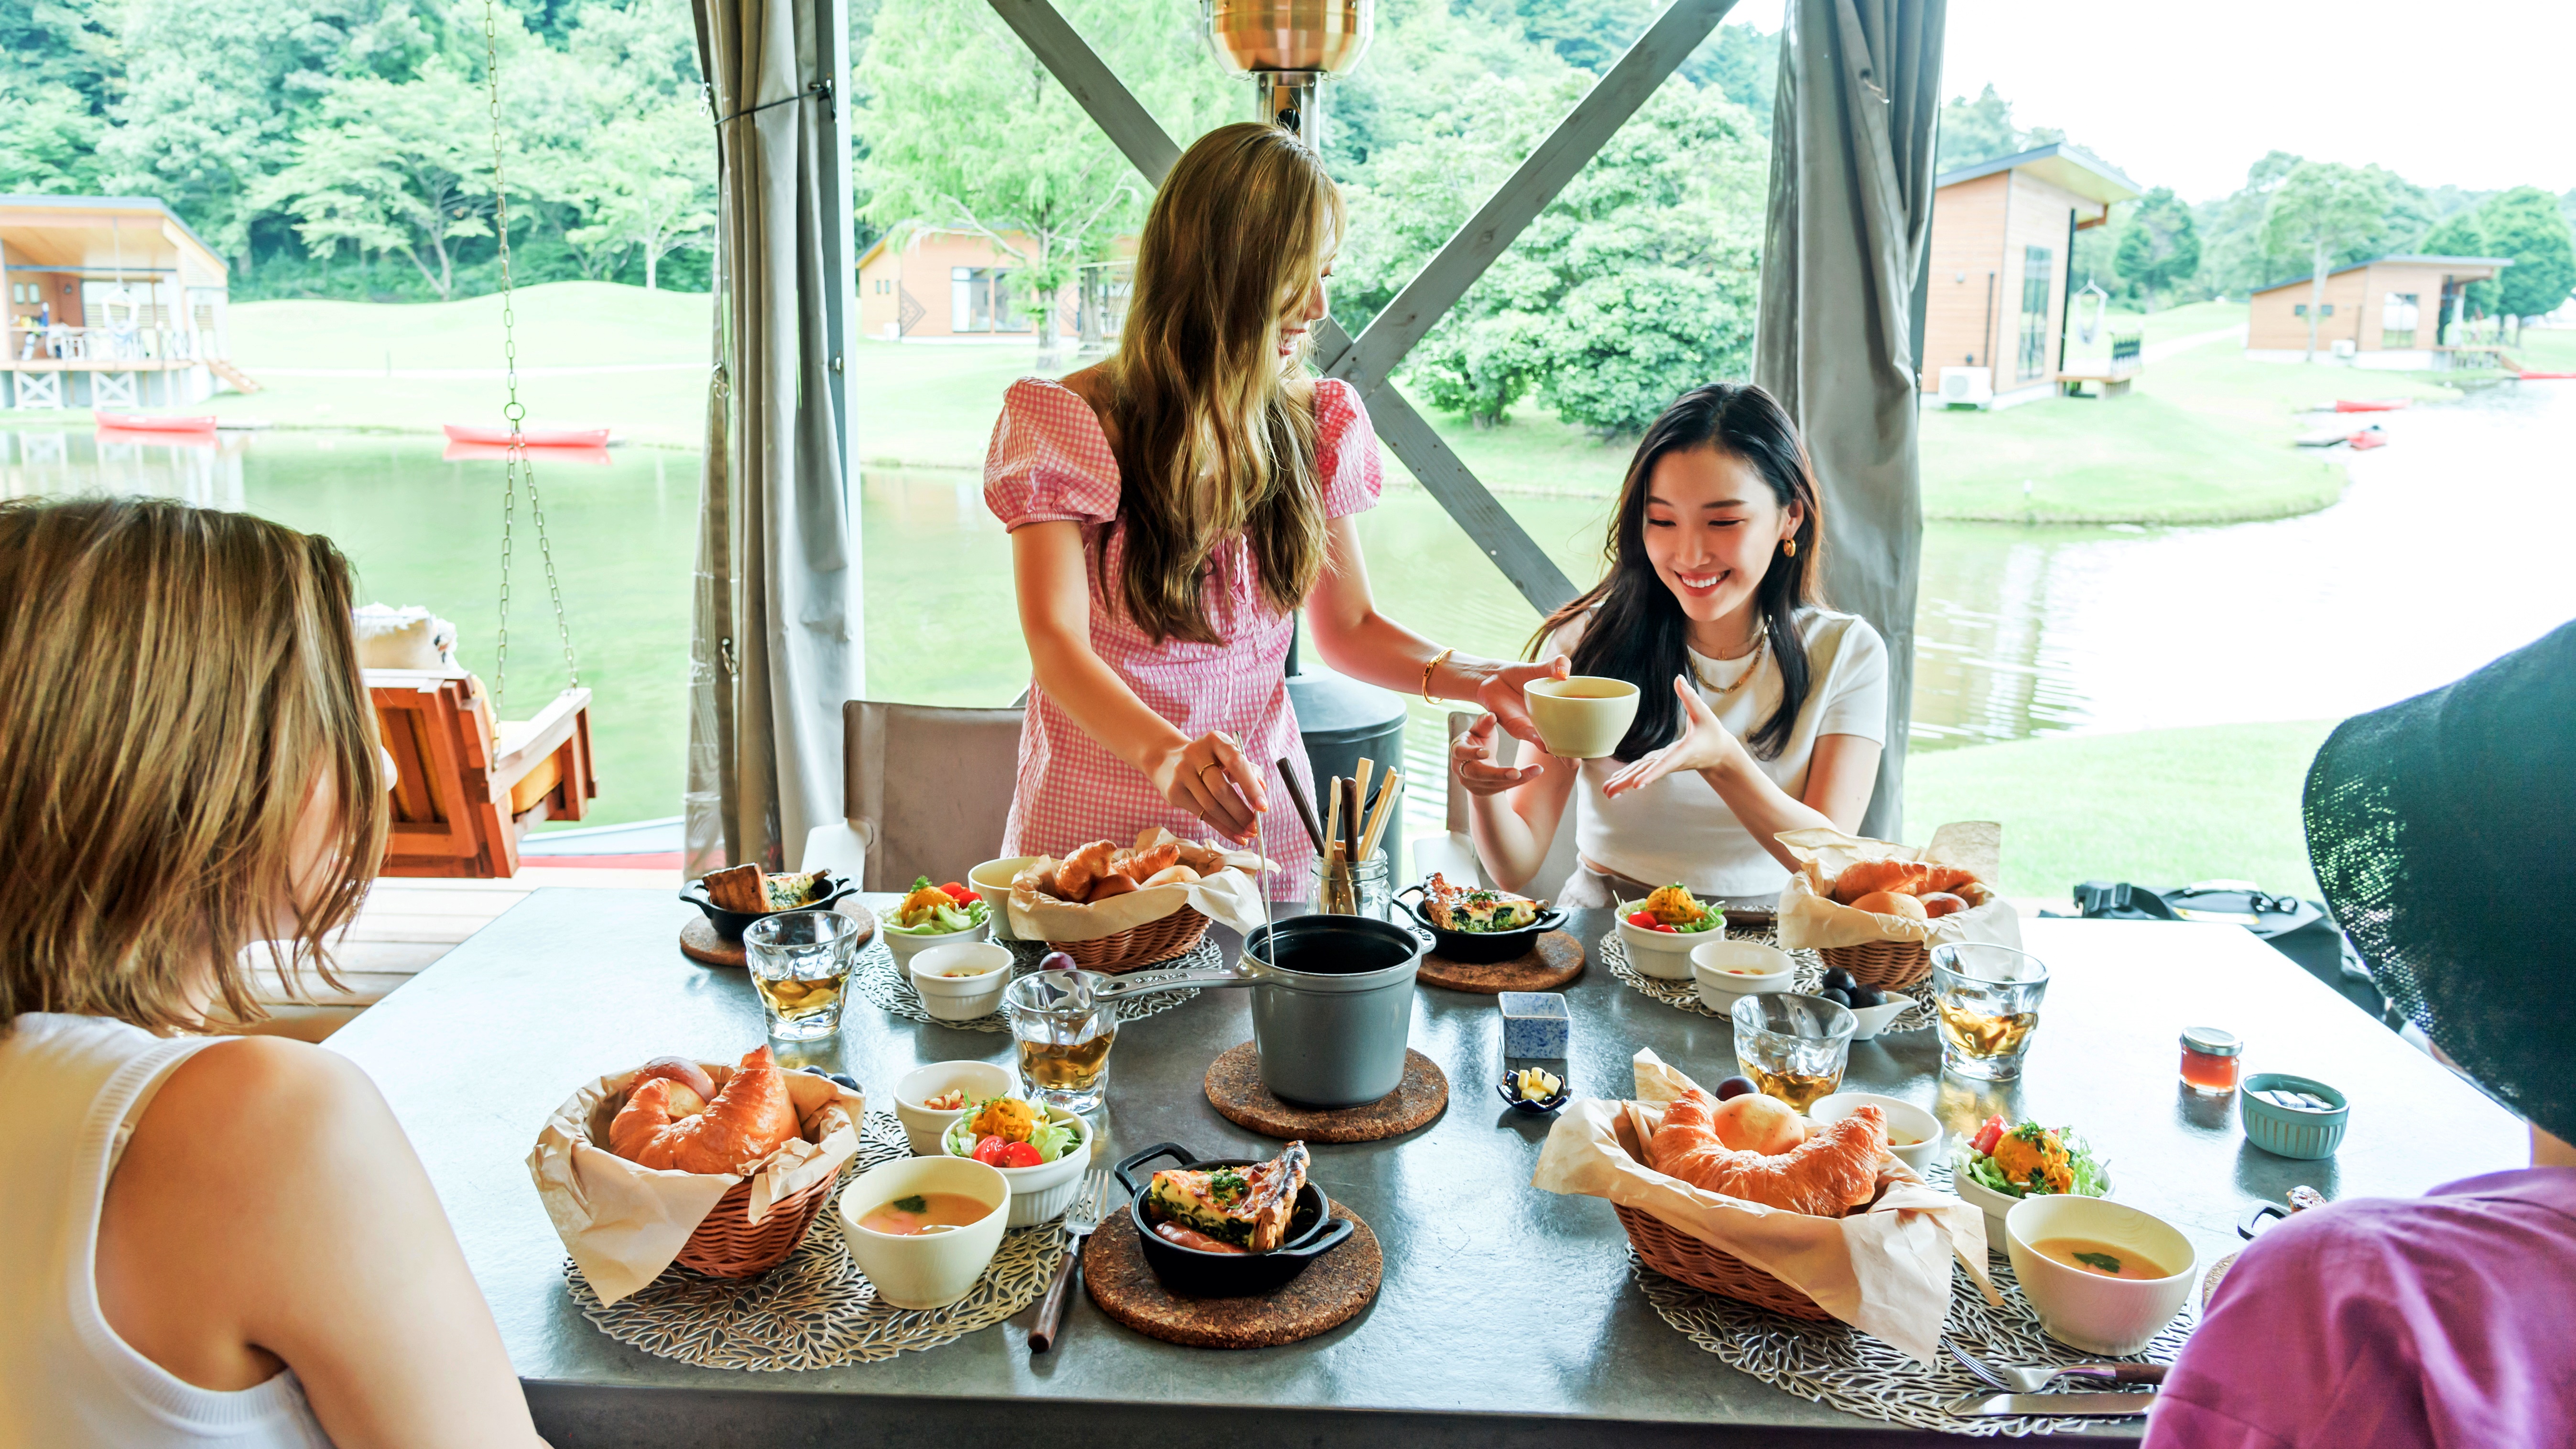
[1601,675,1741,798]
[1151,730,1269,843]
[1477,655,1571,754]
[1449,713,1545,797]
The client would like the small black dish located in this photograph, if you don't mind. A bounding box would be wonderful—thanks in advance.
[1114,1142,1354,1296]
[1393,882,1567,964]
[1498,1073,1572,1115]
[677,872,861,942]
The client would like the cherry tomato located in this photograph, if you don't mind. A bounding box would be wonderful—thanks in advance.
[970,1134,1011,1166]
[1970,1115,2006,1157]
[999,1141,1043,1168]
[1626,910,1658,929]
[1652,923,1677,933]
[940,881,979,904]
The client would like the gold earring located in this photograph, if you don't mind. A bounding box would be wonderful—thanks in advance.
[1783,538,1797,557]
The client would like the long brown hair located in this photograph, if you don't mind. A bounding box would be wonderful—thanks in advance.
[1533,383,1825,761]
[1102,122,1344,644]
[0,497,387,1032]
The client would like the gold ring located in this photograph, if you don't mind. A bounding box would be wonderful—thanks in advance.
[1197,763,1224,783]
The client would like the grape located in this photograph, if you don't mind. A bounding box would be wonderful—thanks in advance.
[1848,986,1884,1008]
[1818,987,1853,1008]
[1714,1076,1758,1101]
[1822,968,1857,993]
[1039,950,1077,973]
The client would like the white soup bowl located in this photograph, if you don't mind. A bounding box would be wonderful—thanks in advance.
[1689,939,1795,1011]
[891,1058,1015,1155]
[909,940,1013,1023]
[837,1155,1010,1310]
[1809,1091,1943,1175]
[2004,1194,2199,1356]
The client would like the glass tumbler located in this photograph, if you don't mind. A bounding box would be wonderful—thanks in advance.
[1930,942,2050,1081]
[743,909,861,1041]
[1729,992,1857,1111]
[1004,969,1118,1113]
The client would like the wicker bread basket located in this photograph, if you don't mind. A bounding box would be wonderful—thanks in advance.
[1615,1201,1836,1320]
[1046,905,1208,973]
[673,1164,846,1278]
[1819,938,1932,991]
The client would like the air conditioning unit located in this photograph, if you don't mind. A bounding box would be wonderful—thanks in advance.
[1938,367,1994,408]
[2331,339,2357,360]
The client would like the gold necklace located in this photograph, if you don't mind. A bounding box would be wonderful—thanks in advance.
[1689,623,1770,697]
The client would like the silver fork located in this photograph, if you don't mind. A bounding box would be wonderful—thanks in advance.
[1946,1339,2167,1393]
[1029,1169,1111,1352]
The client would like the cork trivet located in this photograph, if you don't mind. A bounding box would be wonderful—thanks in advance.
[1083,1203,1381,1348]
[679,904,875,969]
[1415,929,1583,994]
[1202,1043,1447,1143]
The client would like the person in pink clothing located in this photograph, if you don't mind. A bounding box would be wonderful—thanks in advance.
[987,121,1564,889]
[2144,621,2576,1448]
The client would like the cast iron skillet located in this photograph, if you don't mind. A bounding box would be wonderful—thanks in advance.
[677,871,862,942]
[1393,882,1566,964]
[1115,1142,1353,1296]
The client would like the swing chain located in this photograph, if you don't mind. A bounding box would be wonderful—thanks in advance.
[481,0,581,713]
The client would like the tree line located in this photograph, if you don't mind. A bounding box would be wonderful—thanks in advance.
[1940,85,2576,331]
[1,0,717,299]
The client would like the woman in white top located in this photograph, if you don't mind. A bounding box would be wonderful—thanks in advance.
[0,498,548,1447]
[1454,382,1889,904]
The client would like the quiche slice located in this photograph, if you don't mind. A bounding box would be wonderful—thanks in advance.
[1144,1141,1309,1252]
[1422,872,1542,933]
[701,864,833,913]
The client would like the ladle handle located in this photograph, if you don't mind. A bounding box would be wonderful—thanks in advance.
[1088,965,1256,1001]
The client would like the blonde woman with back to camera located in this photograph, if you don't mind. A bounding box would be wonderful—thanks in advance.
[0,498,548,1446]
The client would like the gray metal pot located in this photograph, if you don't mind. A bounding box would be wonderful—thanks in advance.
[1088,914,1424,1108]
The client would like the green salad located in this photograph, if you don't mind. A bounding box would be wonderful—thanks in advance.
[885,876,990,935]
[1954,1116,2110,1198]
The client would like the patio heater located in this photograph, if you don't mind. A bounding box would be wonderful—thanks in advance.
[1201,0,1373,150]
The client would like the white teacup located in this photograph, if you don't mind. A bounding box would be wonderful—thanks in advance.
[967,856,1039,941]
[1524,676,1641,759]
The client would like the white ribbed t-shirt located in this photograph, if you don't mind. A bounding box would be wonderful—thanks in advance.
[1560,607,1889,898]
[0,1013,335,1448]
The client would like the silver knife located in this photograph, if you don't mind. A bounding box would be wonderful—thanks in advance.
[1950,1391,2159,1418]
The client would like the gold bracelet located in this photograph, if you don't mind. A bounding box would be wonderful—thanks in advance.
[1421,646,1457,703]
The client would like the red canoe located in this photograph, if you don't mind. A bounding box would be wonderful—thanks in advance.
[2347,431,2388,451]
[2333,400,2407,413]
[441,423,613,448]
[94,410,218,433]
[2518,371,2576,380]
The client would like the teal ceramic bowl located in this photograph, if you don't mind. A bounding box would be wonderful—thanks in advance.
[2240,1072,2349,1160]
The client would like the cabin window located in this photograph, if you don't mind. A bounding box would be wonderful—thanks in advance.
[2016,245,2054,382]
[2381,292,2419,349]
[949,267,1027,334]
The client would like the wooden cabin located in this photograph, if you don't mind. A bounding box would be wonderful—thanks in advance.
[2,195,258,410]
[1920,144,2142,407]
[2245,255,2513,369]
[857,228,1134,348]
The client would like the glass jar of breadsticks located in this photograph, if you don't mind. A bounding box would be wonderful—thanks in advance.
[1314,763,1402,918]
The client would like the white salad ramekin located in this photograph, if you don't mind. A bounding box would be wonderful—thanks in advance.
[942,1103,1092,1228]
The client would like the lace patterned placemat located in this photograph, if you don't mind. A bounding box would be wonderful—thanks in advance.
[568,1111,1065,1369]
[1600,929,1937,1035]
[853,937,1210,1032]
[1634,1235,2190,1437]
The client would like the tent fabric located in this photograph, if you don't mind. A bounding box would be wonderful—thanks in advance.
[686,0,855,876]
[1753,0,1945,842]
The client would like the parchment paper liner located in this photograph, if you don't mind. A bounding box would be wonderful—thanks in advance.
[1532,1048,1996,1364]
[1007,827,1272,943]
[1772,822,2023,953]
[528,1059,865,1305]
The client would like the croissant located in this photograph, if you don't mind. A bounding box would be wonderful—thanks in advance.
[1831,859,1931,904]
[1646,1089,1887,1217]
[1116,842,1180,881]
[1919,865,1983,899]
[1053,840,1118,901]
[609,1045,802,1175]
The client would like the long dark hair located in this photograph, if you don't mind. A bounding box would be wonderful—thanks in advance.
[1530,383,1824,762]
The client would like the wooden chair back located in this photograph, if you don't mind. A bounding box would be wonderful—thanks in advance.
[841,699,1024,891]
[368,669,597,878]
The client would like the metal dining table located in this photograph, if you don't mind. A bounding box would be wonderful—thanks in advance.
[326,890,2529,1447]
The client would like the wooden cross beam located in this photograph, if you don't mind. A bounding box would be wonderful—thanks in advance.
[983,0,1735,616]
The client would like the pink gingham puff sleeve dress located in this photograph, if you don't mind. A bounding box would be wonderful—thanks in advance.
[984,375,1383,898]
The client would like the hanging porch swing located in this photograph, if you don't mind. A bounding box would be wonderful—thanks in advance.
[366,0,601,879]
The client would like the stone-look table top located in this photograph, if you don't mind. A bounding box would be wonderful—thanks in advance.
[326,892,2526,1448]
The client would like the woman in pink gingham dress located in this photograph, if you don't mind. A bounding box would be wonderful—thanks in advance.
[984,123,1563,897]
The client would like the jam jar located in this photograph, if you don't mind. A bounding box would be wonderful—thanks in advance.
[2179,1025,2243,1094]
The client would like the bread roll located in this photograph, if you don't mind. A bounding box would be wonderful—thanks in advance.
[1918,891,1969,918]
[1849,889,1928,921]
[1086,872,1139,901]
[1142,864,1202,887]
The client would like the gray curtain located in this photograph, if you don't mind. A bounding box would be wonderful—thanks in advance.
[1753,0,1945,843]
[686,0,855,875]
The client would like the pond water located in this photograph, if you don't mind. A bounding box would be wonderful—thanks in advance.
[6,379,2570,829]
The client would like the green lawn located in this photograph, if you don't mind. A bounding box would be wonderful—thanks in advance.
[1905,720,2335,903]
[2516,327,2576,370]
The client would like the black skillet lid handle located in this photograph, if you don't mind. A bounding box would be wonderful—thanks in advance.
[1114,1141,1196,1198]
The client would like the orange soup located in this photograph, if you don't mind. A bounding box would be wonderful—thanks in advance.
[2031,1236,2172,1280]
[856,1192,992,1235]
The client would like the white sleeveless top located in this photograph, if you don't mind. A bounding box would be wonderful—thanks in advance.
[0,1013,335,1447]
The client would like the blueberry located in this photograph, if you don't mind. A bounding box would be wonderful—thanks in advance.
[1714,1076,1758,1101]
[1818,987,1853,1008]
[1822,968,1857,993]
